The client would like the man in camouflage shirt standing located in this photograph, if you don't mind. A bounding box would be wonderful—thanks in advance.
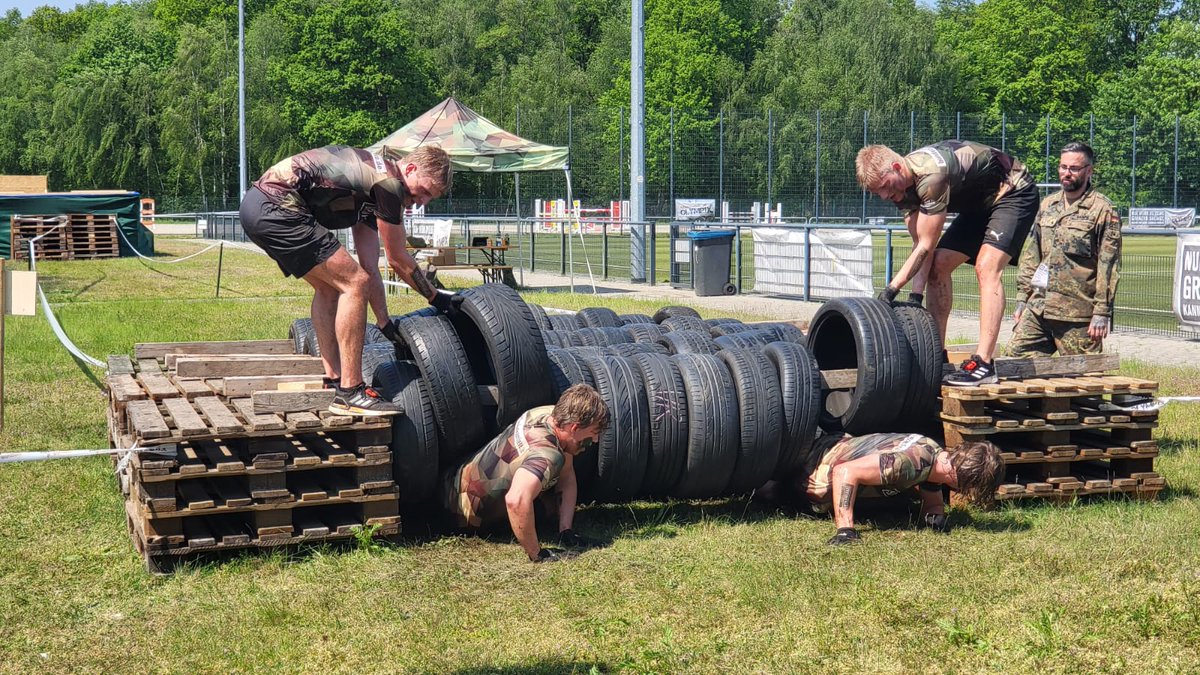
[240,144,458,416]
[442,384,609,562]
[1008,142,1122,357]
[857,140,1039,385]
[796,432,1002,545]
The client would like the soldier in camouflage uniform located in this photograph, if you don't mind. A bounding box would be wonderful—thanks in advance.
[1008,142,1122,357]
[857,141,1039,386]
[796,432,1002,545]
[442,384,609,562]
[240,144,456,416]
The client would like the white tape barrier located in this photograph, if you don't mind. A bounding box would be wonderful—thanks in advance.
[28,231,106,368]
[0,445,174,466]
[115,225,221,263]
[1118,396,1200,412]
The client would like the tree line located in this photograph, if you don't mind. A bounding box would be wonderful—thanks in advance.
[0,0,1195,213]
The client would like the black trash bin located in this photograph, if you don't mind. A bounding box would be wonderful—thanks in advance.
[687,229,737,297]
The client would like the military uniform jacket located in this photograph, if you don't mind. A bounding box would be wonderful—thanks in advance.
[1015,185,1122,322]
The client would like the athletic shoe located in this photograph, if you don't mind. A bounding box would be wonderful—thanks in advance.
[943,354,998,386]
[329,383,402,416]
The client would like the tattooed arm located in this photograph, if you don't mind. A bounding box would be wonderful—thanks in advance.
[377,218,438,302]
[829,457,883,530]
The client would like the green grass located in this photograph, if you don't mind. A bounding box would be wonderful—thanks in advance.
[2,240,1200,672]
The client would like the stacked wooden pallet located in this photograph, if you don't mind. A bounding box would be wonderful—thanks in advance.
[107,339,398,574]
[941,364,1163,502]
[10,213,121,260]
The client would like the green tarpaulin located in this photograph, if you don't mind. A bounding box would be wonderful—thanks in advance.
[369,98,569,172]
[0,192,151,259]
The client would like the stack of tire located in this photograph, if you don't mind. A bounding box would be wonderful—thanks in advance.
[288,287,942,507]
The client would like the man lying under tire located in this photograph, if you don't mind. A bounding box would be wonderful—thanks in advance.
[770,432,1003,545]
[440,384,610,562]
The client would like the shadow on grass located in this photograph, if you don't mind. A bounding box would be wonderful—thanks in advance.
[447,660,610,675]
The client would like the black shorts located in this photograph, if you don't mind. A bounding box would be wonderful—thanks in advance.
[238,186,341,278]
[935,183,1039,266]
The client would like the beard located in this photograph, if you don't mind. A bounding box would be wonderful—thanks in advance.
[1061,175,1087,192]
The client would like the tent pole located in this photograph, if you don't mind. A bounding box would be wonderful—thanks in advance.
[563,167,596,294]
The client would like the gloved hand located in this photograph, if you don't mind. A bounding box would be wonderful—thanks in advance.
[877,285,900,304]
[906,292,924,306]
[380,319,402,345]
[531,547,561,563]
[827,527,861,546]
[1012,301,1026,326]
[429,290,464,317]
[558,528,600,549]
[1088,314,1110,340]
[920,513,951,533]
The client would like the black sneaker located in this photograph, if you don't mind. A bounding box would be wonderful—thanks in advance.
[329,383,402,416]
[943,354,998,386]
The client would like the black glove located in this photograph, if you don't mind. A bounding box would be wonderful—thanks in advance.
[558,528,599,549]
[827,527,861,546]
[877,285,900,304]
[380,319,402,345]
[906,292,924,306]
[429,290,464,317]
[921,513,951,533]
[531,547,561,563]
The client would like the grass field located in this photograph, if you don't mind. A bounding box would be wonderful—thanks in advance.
[2,239,1199,673]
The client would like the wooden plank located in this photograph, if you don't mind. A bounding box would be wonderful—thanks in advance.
[221,375,329,397]
[177,481,215,510]
[135,339,295,360]
[292,476,328,501]
[252,390,335,414]
[108,374,146,403]
[192,396,245,435]
[107,355,136,375]
[993,352,1120,378]
[138,371,179,400]
[820,368,857,390]
[182,518,217,549]
[295,514,331,538]
[200,441,244,472]
[171,377,213,399]
[286,411,322,429]
[126,400,170,440]
[211,480,253,508]
[175,356,325,378]
[162,397,209,437]
[138,358,164,374]
[230,397,287,431]
[178,444,208,474]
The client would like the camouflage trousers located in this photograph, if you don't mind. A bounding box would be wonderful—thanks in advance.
[1006,311,1102,357]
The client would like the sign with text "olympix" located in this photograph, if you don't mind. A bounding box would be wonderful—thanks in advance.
[1174,232,1200,327]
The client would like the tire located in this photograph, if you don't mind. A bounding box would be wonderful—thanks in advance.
[546,348,596,396]
[670,353,738,498]
[753,322,807,345]
[395,314,486,461]
[597,327,633,344]
[661,315,709,333]
[578,307,623,328]
[704,317,742,327]
[718,349,783,494]
[653,305,701,323]
[573,353,650,502]
[708,321,753,337]
[623,323,664,343]
[364,324,389,345]
[891,303,943,433]
[606,342,670,357]
[372,361,439,503]
[807,297,911,434]
[451,283,555,431]
[763,341,822,478]
[527,303,554,332]
[289,318,312,355]
[360,343,396,385]
[619,313,656,325]
[548,313,582,331]
[631,353,689,496]
[713,330,777,351]
[659,330,718,355]
[542,330,568,349]
[575,327,608,347]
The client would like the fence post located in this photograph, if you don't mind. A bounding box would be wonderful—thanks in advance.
[734,223,742,291]
[767,109,774,208]
[1001,112,1006,153]
[861,110,869,223]
[909,110,915,152]
[1175,113,1180,208]
[803,225,812,302]
[215,242,224,298]
[885,229,893,284]
[718,110,724,208]
[649,219,656,285]
[1131,115,1138,208]
[956,111,961,140]
[1089,113,1094,147]
[1045,114,1052,182]
[619,107,625,203]
[515,105,522,220]
[814,110,821,219]
[603,220,609,280]
[669,107,675,209]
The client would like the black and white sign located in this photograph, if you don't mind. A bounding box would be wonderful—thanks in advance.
[1129,207,1196,229]
[674,198,716,221]
[1174,232,1200,327]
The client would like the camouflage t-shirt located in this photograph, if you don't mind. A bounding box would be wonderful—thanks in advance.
[896,140,1033,216]
[1014,185,1122,322]
[253,145,410,230]
[442,406,565,528]
[806,432,941,511]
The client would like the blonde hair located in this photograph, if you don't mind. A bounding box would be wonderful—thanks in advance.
[394,145,453,192]
[855,144,904,189]
[948,440,1004,507]
[552,384,609,431]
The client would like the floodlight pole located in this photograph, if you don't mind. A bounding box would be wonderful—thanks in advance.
[238,0,248,198]
[629,0,646,282]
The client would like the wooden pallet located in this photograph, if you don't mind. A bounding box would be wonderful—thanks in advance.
[111,339,402,573]
[11,215,70,260]
[67,213,119,259]
[940,372,1163,502]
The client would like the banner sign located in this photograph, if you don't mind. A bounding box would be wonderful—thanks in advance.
[674,198,716,221]
[1174,232,1200,327]
[1129,207,1196,229]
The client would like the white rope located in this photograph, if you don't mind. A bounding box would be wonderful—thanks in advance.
[27,234,106,368]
